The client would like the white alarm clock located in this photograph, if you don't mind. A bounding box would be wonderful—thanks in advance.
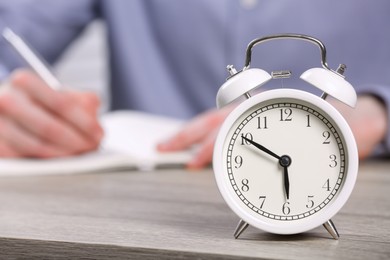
[213,34,358,240]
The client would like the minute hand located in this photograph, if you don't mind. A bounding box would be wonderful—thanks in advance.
[241,136,281,160]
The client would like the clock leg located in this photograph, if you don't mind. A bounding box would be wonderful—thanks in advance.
[323,219,340,240]
[233,219,249,239]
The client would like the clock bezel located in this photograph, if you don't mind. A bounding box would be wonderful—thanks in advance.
[213,89,358,235]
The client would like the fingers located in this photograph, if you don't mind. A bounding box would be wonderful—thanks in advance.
[0,69,103,158]
[186,128,219,169]
[157,105,236,169]
[0,140,19,158]
[0,116,68,158]
[157,111,216,152]
[66,91,101,115]
[158,106,234,151]
[10,70,103,142]
[0,88,97,154]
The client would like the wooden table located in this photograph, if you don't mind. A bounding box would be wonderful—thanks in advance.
[0,160,389,259]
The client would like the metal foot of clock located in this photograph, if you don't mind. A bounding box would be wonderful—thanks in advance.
[323,219,340,240]
[234,219,249,239]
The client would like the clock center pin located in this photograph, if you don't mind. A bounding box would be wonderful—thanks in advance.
[279,155,292,167]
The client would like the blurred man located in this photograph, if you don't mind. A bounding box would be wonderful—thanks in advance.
[0,0,388,168]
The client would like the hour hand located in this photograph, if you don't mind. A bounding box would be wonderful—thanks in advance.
[283,166,290,200]
[280,155,292,200]
[241,135,281,160]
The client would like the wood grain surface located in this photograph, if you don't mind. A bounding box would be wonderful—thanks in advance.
[0,160,389,259]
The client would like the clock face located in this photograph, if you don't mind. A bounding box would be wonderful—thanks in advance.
[214,89,358,234]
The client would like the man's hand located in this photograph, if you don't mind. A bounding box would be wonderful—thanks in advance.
[157,105,235,169]
[329,95,388,159]
[0,69,103,158]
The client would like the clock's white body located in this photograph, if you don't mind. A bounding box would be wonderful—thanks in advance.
[213,88,358,235]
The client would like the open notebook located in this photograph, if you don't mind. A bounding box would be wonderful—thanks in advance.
[0,111,194,176]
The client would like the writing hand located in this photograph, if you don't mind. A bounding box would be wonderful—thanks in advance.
[0,69,103,158]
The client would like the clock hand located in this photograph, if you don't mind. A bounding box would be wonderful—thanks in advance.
[280,155,292,200]
[283,166,290,200]
[241,136,281,160]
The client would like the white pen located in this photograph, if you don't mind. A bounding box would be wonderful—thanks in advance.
[2,27,62,90]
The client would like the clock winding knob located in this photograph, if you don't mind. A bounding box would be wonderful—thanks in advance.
[226,65,238,76]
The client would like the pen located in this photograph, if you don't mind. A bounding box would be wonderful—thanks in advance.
[2,27,62,90]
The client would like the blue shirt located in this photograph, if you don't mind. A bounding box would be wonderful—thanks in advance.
[0,0,389,153]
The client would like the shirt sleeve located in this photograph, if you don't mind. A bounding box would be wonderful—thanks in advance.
[357,84,390,157]
[0,0,98,80]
